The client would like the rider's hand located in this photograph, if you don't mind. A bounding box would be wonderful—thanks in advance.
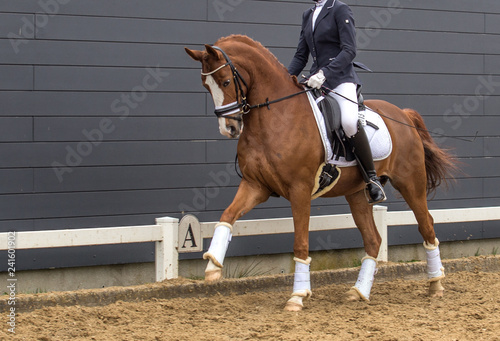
[307,70,326,89]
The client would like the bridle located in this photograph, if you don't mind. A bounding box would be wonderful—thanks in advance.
[201,45,314,122]
[201,46,249,122]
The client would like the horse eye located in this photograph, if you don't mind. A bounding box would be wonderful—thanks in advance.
[223,80,231,87]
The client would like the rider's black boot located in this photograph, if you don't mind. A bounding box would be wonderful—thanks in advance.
[348,121,387,204]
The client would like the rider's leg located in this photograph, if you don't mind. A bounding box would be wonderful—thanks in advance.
[330,82,386,204]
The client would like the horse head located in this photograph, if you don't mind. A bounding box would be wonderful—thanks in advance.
[185,44,247,139]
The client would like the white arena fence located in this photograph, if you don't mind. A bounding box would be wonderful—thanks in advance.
[1,206,500,282]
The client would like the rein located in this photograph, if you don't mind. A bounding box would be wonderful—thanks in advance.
[203,45,313,121]
[246,89,314,111]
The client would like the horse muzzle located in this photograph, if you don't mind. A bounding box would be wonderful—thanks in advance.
[218,117,243,138]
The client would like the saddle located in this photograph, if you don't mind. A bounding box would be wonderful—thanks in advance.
[311,86,374,162]
[310,86,378,198]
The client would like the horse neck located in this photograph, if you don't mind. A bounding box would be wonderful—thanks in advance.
[232,48,306,122]
[240,64,315,148]
[242,55,297,105]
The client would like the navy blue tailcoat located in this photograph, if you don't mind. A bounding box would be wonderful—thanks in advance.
[288,0,361,89]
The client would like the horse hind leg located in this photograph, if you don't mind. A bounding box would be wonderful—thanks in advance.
[391,169,445,298]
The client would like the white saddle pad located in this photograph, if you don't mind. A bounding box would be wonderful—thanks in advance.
[306,91,392,167]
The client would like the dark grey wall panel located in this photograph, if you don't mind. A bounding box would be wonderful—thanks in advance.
[0,65,33,90]
[0,40,204,68]
[34,66,183,91]
[0,141,206,168]
[485,55,500,74]
[36,15,301,47]
[484,34,500,55]
[0,13,34,38]
[34,164,242,193]
[460,158,500,177]
[0,169,33,194]
[0,188,198,220]
[484,137,500,156]
[356,51,484,74]
[0,92,206,117]
[423,116,500,137]
[357,29,484,54]
[362,74,497,96]
[353,7,485,33]
[0,243,154,271]
[1,0,499,271]
[485,14,500,34]
[206,140,239,163]
[367,95,486,117]
[0,117,32,141]
[483,178,500,198]
[34,117,219,141]
[0,0,206,20]
[352,0,500,13]
[207,1,307,24]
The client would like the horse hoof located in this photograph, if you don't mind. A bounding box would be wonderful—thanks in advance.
[428,280,444,298]
[205,269,222,282]
[284,301,303,312]
[345,288,363,302]
[284,295,304,311]
[428,280,444,297]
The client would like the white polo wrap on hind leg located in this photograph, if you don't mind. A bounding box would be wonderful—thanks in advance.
[352,255,377,301]
[423,238,445,281]
[203,222,233,268]
[292,257,312,297]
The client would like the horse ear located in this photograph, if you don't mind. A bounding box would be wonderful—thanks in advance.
[204,44,220,59]
[185,47,204,62]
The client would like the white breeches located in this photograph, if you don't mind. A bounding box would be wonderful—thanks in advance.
[328,82,359,137]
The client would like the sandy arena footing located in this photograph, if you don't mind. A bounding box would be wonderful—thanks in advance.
[1,256,498,313]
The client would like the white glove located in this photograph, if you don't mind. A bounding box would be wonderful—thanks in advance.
[307,70,326,89]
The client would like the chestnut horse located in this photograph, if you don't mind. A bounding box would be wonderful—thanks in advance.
[185,35,456,311]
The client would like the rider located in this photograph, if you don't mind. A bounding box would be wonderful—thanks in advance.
[288,0,386,204]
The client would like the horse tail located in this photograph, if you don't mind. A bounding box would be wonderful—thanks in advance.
[403,108,458,196]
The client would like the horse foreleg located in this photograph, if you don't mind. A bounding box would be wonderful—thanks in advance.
[344,190,382,302]
[284,188,312,312]
[204,221,233,282]
[203,180,269,282]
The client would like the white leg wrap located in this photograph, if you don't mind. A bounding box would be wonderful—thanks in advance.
[203,222,232,268]
[292,257,312,297]
[352,256,377,301]
[423,238,445,281]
